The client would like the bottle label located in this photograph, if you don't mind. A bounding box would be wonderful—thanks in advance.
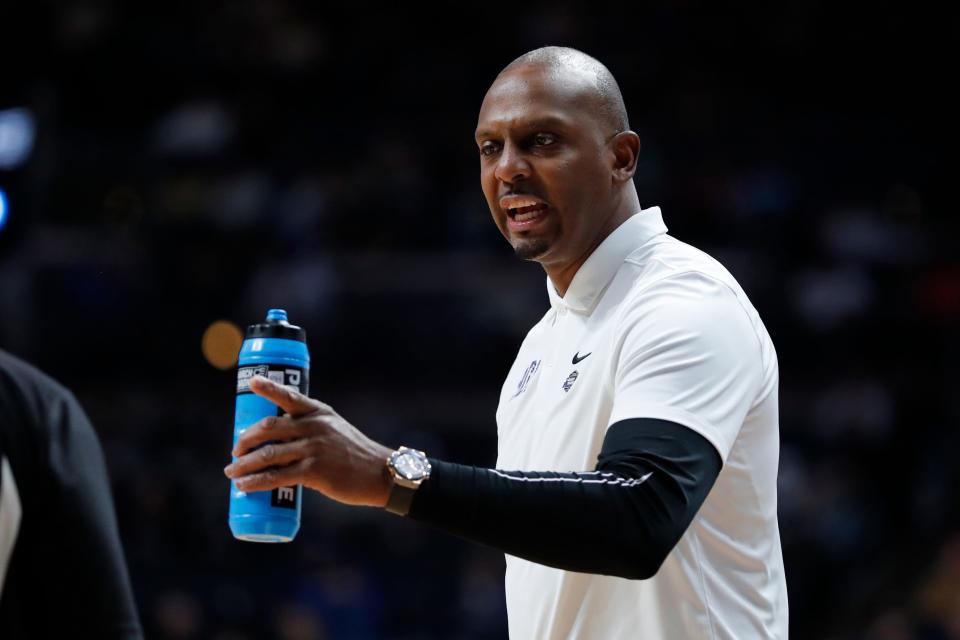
[270,486,298,509]
[234,363,309,511]
[237,365,307,394]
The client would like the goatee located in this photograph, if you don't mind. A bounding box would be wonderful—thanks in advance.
[513,238,550,261]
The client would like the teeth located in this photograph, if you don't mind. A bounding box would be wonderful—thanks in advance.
[515,207,546,222]
[503,197,542,209]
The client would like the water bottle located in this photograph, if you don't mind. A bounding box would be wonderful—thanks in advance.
[229,308,309,542]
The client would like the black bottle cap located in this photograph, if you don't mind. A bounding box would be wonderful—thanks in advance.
[245,309,306,343]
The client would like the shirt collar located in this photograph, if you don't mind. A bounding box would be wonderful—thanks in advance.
[546,206,668,313]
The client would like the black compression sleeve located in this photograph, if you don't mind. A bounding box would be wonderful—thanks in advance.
[406,418,721,580]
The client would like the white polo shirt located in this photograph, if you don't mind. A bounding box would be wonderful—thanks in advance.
[495,206,788,639]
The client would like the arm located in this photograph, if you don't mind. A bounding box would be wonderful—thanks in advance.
[224,273,757,578]
[407,417,720,579]
[224,379,720,580]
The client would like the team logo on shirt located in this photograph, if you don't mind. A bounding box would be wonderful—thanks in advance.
[512,359,541,398]
[562,370,579,392]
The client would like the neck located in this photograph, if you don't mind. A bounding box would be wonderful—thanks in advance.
[546,188,641,297]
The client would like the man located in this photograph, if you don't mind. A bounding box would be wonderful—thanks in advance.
[225,46,788,639]
[0,349,143,637]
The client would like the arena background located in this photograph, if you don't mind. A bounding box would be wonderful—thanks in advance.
[0,3,954,639]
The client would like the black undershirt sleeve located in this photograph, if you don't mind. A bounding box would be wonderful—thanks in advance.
[406,418,722,580]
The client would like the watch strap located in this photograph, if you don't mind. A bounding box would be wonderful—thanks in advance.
[385,481,417,516]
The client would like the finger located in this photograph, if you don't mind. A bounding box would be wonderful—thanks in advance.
[232,414,313,457]
[231,459,309,493]
[249,375,317,417]
[224,440,308,479]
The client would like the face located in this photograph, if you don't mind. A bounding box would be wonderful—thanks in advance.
[475,65,619,268]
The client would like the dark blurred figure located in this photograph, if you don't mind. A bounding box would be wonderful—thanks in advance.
[0,349,142,638]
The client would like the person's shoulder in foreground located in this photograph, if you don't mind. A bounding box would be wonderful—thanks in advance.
[0,349,143,639]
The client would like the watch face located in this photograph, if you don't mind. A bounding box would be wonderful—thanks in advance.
[394,451,428,480]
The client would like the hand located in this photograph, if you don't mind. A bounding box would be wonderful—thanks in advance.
[223,376,394,508]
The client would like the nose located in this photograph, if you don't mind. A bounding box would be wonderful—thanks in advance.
[494,141,531,185]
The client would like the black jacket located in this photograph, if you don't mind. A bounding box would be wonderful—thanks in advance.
[0,350,142,638]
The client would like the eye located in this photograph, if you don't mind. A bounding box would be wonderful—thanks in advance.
[532,133,557,146]
[479,141,500,157]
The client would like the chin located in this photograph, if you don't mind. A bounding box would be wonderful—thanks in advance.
[513,238,552,261]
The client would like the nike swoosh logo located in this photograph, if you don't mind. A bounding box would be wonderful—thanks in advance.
[572,351,592,364]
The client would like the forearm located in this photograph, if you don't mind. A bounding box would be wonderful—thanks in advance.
[406,418,721,580]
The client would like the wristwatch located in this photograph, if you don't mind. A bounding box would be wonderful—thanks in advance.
[385,446,431,516]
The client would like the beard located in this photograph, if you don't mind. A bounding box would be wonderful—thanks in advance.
[512,236,551,260]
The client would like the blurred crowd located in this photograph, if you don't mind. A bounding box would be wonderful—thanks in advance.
[0,2,954,638]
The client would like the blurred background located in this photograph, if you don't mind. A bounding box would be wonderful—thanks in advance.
[0,2,955,639]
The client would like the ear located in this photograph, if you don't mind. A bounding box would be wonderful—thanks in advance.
[610,131,640,183]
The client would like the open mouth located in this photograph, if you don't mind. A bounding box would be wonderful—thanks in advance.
[500,195,550,228]
[509,202,549,221]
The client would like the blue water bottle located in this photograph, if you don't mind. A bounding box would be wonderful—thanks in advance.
[229,308,309,542]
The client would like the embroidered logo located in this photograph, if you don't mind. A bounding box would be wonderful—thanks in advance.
[512,359,541,399]
[562,370,579,392]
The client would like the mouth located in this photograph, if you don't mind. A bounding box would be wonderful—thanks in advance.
[500,195,551,231]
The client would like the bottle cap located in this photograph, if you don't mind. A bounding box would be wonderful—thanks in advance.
[245,308,306,342]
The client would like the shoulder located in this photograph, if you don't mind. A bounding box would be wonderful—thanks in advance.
[0,350,74,405]
[612,238,767,362]
[622,234,746,297]
[0,350,78,439]
[618,234,757,314]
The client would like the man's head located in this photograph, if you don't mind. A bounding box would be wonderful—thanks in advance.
[476,47,641,277]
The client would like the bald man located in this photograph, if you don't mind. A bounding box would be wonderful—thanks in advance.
[225,47,788,639]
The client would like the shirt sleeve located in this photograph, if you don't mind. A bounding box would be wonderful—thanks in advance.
[609,271,764,461]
